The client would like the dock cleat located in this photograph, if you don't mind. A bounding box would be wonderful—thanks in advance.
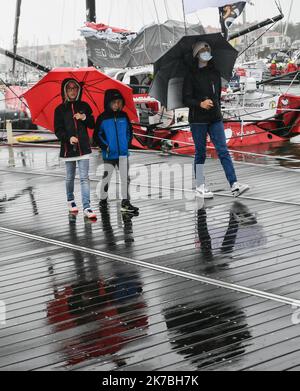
[68,201,79,214]
[196,185,214,199]
[84,208,97,220]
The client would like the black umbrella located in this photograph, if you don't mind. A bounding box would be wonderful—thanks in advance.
[149,33,238,110]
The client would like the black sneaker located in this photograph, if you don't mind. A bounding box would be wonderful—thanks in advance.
[99,199,108,210]
[121,200,139,214]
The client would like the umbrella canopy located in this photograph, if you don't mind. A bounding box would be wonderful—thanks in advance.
[149,33,238,110]
[23,67,138,133]
[125,20,205,68]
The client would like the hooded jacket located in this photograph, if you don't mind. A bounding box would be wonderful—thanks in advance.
[93,89,133,161]
[54,78,95,158]
[183,61,223,124]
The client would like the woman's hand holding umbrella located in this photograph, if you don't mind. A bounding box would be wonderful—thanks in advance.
[200,99,214,110]
[149,33,238,110]
[70,136,79,145]
[73,113,86,121]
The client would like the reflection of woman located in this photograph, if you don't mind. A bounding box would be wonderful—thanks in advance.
[0,186,38,215]
[54,79,96,219]
[197,201,264,255]
[164,300,251,370]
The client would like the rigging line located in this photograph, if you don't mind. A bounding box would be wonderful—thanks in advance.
[152,0,160,24]
[132,126,296,149]
[238,21,278,58]
[2,142,300,164]
[129,0,134,30]
[163,0,170,21]
[223,106,299,121]
[133,122,296,144]
[163,0,168,20]
[135,0,145,28]
[223,106,277,121]
[30,93,61,122]
[141,0,146,27]
[225,105,277,120]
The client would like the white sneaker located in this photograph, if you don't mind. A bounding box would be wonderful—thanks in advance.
[231,182,250,198]
[68,201,79,214]
[196,185,214,199]
[84,208,97,220]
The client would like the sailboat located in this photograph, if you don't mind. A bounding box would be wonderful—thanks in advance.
[115,0,300,152]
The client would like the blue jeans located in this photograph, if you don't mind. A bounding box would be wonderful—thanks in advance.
[65,159,91,210]
[191,121,237,187]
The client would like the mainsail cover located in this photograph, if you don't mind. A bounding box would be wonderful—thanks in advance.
[81,20,205,68]
[219,2,247,39]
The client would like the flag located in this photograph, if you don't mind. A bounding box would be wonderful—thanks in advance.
[219,2,246,39]
[184,0,249,14]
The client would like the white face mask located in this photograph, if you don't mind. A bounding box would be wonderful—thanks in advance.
[199,52,213,62]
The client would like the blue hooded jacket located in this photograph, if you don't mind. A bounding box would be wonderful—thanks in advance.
[93,89,133,161]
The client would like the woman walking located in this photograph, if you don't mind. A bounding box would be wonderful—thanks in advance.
[54,78,97,219]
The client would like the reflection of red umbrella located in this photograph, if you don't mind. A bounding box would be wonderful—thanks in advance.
[22,67,138,133]
[47,281,148,366]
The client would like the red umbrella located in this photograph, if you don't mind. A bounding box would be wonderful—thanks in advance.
[22,67,138,134]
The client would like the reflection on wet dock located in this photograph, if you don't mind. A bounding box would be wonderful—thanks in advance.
[1,145,300,371]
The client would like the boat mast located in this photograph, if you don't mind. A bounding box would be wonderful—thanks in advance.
[86,0,96,66]
[0,48,51,74]
[12,0,22,76]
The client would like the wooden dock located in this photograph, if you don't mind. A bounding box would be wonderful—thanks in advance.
[1,145,300,371]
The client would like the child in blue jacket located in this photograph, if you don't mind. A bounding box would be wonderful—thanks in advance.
[94,89,139,214]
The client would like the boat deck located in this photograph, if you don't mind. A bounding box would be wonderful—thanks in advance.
[1,145,300,371]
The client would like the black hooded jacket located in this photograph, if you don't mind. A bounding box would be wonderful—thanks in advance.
[54,78,95,158]
[183,61,223,124]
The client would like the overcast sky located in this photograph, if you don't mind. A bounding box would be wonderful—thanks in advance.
[0,0,298,50]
